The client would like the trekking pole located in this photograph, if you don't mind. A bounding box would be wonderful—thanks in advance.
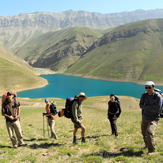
[46,117,50,137]
[43,114,45,138]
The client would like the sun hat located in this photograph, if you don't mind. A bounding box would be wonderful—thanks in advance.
[145,81,155,86]
[78,92,87,100]
[45,98,49,102]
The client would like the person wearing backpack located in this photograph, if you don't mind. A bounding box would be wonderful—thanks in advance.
[2,91,27,148]
[71,92,87,144]
[107,94,121,137]
[139,81,162,154]
[43,98,58,139]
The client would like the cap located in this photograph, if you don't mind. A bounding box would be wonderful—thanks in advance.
[145,81,155,86]
[45,98,49,102]
[7,91,14,96]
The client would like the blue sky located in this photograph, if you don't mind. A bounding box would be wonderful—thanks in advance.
[1,0,163,16]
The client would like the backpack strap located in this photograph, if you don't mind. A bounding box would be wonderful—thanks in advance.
[71,99,80,109]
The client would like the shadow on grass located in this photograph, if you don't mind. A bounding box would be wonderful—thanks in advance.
[0,145,12,148]
[24,138,37,141]
[24,138,48,142]
[86,148,144,158]
[85,134,108,139]
[29,143,65,149]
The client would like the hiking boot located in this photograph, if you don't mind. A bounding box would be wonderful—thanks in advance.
[73,136,77,144]
[148,149,156,154]
[73,140,78,144]
[81,138,86,143]
[115,133,118,137]
[13,145,18,149]
[18,143,27,147]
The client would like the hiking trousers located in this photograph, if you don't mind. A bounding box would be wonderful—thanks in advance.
[47,118,58,139]
[109,118,118,136]
[141,116,158,152]
[6,119,24,146]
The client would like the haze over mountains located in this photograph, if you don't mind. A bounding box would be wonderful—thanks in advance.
[1,9,163,85]
[1,9,163,49]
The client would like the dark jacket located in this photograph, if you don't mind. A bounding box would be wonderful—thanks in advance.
[139,92,162,120]
[108,101,121,118]
[2,100,18,122]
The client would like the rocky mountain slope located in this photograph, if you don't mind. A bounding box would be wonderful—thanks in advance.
[65,19,163,82]
[14,18,163,82]
[14,27,104,72]
[1,9,163,49]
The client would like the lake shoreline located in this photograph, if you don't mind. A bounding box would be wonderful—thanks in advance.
[60,72,163,86]
[14,73,163,99]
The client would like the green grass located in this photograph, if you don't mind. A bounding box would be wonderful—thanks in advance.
[14,27,103,72]
[0,96,162,162]
[65,19,163,82]
[0,47,47,95]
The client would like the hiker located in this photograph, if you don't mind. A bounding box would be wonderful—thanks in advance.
[71,92,87,144]
[139,81,162,154]
[43,98,58,139]
[2,91,27,148]
[107,94,121,137]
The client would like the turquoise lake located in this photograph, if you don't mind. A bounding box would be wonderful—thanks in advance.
[17,74,163,99]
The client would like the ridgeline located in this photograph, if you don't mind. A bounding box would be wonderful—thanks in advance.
[14,19,163,83]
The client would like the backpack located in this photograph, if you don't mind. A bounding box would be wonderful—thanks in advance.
[64,97,79,119]
[154,88,163,118]
[115,95,120,104]
[2,91,20,117]
[50,102,58,115]
[1,91,18,108]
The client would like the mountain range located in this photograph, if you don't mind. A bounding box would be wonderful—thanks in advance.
[1,9,163,49]
[65,19,163,82]
[1,9,163,85]
[13,19,163,82]
[14,27,105,72]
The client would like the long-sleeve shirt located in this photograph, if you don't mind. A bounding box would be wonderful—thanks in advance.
[2,101,20,122]
[139,92,162,120]
[71,100,82,123]
[108,101,121,118]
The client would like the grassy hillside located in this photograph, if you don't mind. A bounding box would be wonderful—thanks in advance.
[0,96,162,162]
[65,19,163,82]
[14,27,104,72]
[13,19,163,82]
[0,46,47,95]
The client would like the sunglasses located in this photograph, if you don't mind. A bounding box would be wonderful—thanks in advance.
[80,96,85,98]
[145,86,152,89]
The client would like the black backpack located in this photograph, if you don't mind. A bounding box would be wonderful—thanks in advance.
[64,97,79,119]
[154,89,163,118]
[50,102,58,115]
